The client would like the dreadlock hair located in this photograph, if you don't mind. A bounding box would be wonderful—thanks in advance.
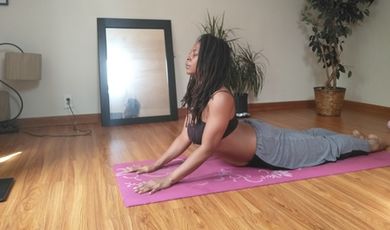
[181,33,232,125]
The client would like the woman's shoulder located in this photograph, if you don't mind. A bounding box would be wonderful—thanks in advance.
[208,88,235,110]
[210,87,233,98]
[204,88,235,120]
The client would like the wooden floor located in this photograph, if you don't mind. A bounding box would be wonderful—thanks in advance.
[0,108,389,229]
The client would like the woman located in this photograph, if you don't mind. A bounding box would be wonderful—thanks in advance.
[130,34,386,194]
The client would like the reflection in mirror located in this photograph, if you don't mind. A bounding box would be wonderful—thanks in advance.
[98,18,178,126]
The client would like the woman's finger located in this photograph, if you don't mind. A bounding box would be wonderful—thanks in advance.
[136,168,147,174]
[127,166,144,173]
[133,181,155,194]
[149,186,159,194]
[133,182,144,191]
[134,185,147,193]
[125,167,135,173]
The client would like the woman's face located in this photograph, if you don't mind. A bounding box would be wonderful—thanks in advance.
[185,41,200,75]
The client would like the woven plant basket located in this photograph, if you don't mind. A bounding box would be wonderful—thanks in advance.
[314,87,346,116]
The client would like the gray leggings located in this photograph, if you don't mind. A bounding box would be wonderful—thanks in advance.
[244,119,371,169]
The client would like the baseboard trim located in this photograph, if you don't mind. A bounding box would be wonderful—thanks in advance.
[17,100,389,127]
[344,101,390,116]
[176,100,315,118]
[248,100,315,112]
[19,114,100,128]
[248,100,390,116]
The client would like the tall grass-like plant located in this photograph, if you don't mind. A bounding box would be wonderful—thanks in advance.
[229,44,266,96]
[200,12,237,43]
[200,12,266,97]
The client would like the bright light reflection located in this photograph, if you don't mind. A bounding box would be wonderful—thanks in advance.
[0,151,22,163]
[106,40,138,114]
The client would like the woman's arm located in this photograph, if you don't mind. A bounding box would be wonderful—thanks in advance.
[134,93,234,194]
[127,117,192,173]
[151,121,192,170]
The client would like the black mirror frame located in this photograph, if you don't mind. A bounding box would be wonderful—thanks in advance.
[97,18,178,126]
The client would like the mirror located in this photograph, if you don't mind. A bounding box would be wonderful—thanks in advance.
[97,18,178,126]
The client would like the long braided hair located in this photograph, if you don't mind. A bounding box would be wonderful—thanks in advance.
[181,34,232,125]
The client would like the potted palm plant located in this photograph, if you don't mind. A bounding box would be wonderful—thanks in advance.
[200,12,237,43]
[228,44,266,117]
[301,0,375,116]
[200,13,266,117]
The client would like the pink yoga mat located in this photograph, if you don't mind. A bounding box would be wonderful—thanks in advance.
[113,151,390,207]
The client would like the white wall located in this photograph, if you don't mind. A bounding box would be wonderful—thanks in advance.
[0,0,388,119]
[340,0,390,107]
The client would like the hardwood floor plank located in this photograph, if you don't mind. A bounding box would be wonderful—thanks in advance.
[1,107,389,229]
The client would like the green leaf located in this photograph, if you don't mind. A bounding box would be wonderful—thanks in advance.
[300,0,374,88]
[339,65,345,73]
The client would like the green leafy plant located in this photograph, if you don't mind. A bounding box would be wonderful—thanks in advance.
[200,12,237,43]
[301,0,375,89]
[229,44,266,96]
[200,12,266,97]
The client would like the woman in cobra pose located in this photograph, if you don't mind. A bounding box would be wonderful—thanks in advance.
[130,34,387,194]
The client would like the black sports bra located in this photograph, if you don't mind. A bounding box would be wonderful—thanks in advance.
[187,117,238,145]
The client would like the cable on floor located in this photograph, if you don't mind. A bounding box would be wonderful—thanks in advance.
[22,102,92,137]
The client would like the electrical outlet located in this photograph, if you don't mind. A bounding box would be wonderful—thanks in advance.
[64,95,73,109]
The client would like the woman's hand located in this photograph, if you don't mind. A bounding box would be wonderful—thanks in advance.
[133,177,173,194]
[126,165,157,174]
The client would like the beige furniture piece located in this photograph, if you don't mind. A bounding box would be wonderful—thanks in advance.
[5,52,42,81]
[0,43,41,132]
[0,90,10,121]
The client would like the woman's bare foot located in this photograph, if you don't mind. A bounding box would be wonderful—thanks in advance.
[352,130,388,151]
[367,134,387,152]
[352,129,367,140]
